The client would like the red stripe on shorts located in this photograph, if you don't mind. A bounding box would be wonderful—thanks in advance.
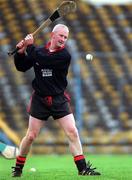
[27,91,35,113]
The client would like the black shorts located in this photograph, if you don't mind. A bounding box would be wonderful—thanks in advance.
[27,92,72,120]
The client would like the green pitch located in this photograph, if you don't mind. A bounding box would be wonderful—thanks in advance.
[0,154,132,180]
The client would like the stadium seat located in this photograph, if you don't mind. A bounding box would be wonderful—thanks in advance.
[0,0,131,154]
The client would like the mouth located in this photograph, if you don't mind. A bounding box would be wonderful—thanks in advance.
[58,41,64,46]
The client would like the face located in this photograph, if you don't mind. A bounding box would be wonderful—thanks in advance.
[51,27,69,49]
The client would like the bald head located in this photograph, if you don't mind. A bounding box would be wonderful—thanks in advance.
[50,24,69,50]
[52,24,69,34]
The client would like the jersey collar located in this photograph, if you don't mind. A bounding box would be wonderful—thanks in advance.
[45,41,65,53]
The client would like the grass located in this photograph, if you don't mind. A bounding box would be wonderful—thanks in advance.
[0,154,132,180]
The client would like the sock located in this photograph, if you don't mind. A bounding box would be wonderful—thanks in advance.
[16,155,27,169]
[74,155,87,172]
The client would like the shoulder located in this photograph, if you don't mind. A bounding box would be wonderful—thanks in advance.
[61,48,71,60]
[14,52,26,59]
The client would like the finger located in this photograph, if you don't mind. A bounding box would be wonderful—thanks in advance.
[16,39,25,48]
[16,42,23,48]
[25,34,33,40]
[21,40,25,44]
[25,35,31,39]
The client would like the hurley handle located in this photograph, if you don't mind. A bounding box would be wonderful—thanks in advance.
[7,1,76,56]
[7,47,20,56]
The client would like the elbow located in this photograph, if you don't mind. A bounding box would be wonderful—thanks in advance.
[15,66,27,72]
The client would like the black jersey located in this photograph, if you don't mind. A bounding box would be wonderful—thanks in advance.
[14,43,71,96]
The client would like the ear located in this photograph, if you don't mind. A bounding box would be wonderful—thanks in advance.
[50,32,54,38]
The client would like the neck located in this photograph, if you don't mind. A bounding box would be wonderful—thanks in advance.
[49,41,56,51]
[46,41,65,52]
[49,48,55,52]
[49,46,56,52]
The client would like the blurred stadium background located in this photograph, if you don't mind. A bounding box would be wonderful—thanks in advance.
[0,0,132,155]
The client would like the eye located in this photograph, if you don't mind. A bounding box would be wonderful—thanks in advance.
[59,34,68,40]
[64,36,67,40]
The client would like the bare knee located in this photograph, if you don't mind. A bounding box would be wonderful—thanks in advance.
[66,126,79,141]
[25,131,37,143]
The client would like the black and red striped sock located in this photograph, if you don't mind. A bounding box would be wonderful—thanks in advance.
[74,155,87,172]
[16,156,27,169]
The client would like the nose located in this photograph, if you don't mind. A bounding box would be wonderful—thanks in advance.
[61,36,65,42]
[61,35,67,41]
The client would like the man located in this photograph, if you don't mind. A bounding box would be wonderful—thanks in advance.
[12,24,101,177]
[0,142,19,159]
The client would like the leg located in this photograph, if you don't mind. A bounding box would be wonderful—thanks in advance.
[57,114,82,156]
[12,115,45,177]
[57,114,101,176]
[0,142,6,152]
[0,142,19,159]
[57,114,86,172]
[19,115,45,156]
